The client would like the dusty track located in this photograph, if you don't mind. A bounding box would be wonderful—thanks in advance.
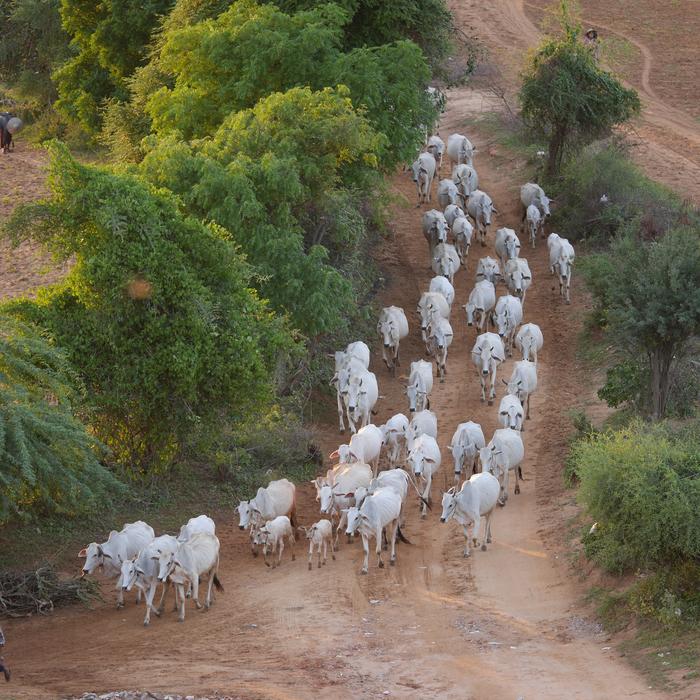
[5,92,666,698]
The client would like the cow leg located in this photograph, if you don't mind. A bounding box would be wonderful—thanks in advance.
[422,472,432,518]
[389,520,398,565]
[526,393,531,420]
[155,581,168,615]
[276,539,285,568]
[484,509,494,546]
[308,541,313,571]
[472,513,483,550]
[144,581,157,626]
[205,565,216,608]
[191,571,202,609]
[376,526,384,568]
[503,468,510,502]
[488,366,497,405]
[360,534,369,575]
[290,533,295,561]
[479,374,486,403]
[337,391,346,434]
[514,466,521,495]
[462,525,471,557]
[115,578,125,609]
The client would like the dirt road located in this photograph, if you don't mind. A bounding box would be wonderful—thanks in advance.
[5,90,668,698]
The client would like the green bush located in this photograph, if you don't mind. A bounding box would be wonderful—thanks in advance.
[3,143,295,470]
[0,313,121,522]
[573,422,700,574]
[551,146,688,244]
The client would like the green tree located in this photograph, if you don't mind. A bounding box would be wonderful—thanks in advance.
[54,0,175,132]
[0,312,120,522]
[519,4,640,176]
[584,227,700,418]
[3,143,295,469]
[139,86,382,335]
[0,0,70,107]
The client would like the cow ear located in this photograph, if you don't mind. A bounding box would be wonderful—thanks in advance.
[328,449,339,459]
[78,548,87,558]
[447,487,456,494]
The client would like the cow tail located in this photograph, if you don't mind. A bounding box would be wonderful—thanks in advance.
[518,465,525,480]
[213,574,224,593]
[397,526,412,545]
[289,506,297,529]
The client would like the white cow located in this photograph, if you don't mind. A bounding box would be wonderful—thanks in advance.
[504,257,532,305]
[521,182,552,223]
[447,133,475,168]
[429,275,454,309]
[380,413,410,468]
[120,534,179,626]
[408,409,438,448]
[463,279,496,332]
[432,243,460,284]
[377,305,409,374]
[498,394,524,431]
[525,204,543,247]
[475,256,502,285]
[548,233,575,304]
[494,227,521,266]
[452,163,478,205]
[444,203,465,229]
[505,360,538,423]
[331,341,370,433]
[254,516,296,569]
[407,434,442,516]
[79,521,155,608]
[317,462,372,546]
[342,369,379,434]
[466,190,497,246]
[417,291,450,345]
[353,468,411,524]
[426,315,453,382]
[440,472,500,557]
[405,359,433,414]
[298,520,335,570]
[493,294,523,357]
[346,487,405,574]
[412,152,437,206]
[177,515,215,542]
[330,423,384,476]
[447,421,485,483]
[480,429,525,504]
[237,478,297,556]
[452,216,474,264]
[471,332,506,405]
[438,179,460,209]
[162,532,222,621]
[427,134,445,172]
[515,323,544,365]
[422,209,449,258]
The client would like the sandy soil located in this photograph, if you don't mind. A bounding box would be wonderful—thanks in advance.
[3,2,700,699]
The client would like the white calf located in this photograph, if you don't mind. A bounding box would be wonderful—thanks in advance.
[380,413,410,468]
[440,472,500,557]
[405,359,433,414]
[525,204,542,247]
[452,216,474,264]
[412,152,436,206]
[505,360,538,423]
[548,233,575,304]
[426,315,453,382]
[298,520,335,570]
[471,332,506,405]
[255,516,296,569]
[493,294,523,357]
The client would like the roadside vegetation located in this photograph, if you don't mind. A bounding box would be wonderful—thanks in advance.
[517,3,700,686]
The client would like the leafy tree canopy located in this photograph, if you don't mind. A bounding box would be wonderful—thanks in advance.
[0,312,121,522]
[140,86,382,335]
[3,143,295,469]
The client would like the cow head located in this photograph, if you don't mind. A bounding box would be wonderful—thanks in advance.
[440,488,458,523]
[345,375,366,420]
[408,447,436,478]
[499,397,524,431]
[405,380,427,414]
[505,234,520,260]
[155,548,176,583]
[345,506,366,536]
[120,557,139,591]
[78,542,105,576]
[237,500,252,530]
[377,319,395,349]
[494,304,511,338]
[505,376,526,402]
[473,341,500,376]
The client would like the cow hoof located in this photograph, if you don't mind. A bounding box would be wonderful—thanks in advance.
[515,486,521,495]
[154,609,162,617]
[319,562,323,568]
[292,554,296,561]
[265,562,271,567]
[440,378,445,384]
[252,551,258,558]
[378,560,385,568]
[361,569,368,575]
[463,551,471,558]
[339,429,345,435]
[487,400,493,406]
[178,618,184,623]
[480,397,485,403]
[481,543,487,551]
[497,499,506,507]
[116,603,124,610]
[390,559,396,566]
[332,555,336,561]
[308,563,312,571]
[144,620,150,627]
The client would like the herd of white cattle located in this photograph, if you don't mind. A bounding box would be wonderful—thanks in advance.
[77,116,579,626]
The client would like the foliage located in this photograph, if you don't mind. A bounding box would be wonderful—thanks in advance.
[551,145,687,244]
[583,227,700,418]
[0,0,70,109]
[598,360,649,412]
[573,422,700,574]
[2,143,295,470]
[269,0,453,68]
[0,313,120,522]
[139,86,382,336]
[519,3,640,175]
[54,0,175,132]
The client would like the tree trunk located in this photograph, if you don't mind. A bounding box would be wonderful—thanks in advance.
[649,346,674,419]
[547,123,568,177]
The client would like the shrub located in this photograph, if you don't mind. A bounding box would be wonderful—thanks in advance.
[3,143,295,470]
[573,422,700,573]
[0,313,121,522]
